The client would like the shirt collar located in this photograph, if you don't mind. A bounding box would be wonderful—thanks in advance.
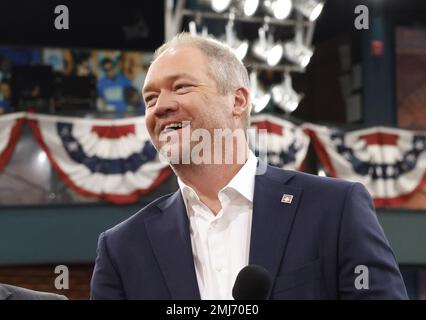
[177,150,258,208]
[224,150,258,203]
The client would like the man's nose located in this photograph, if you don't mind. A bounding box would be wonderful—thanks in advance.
[153,90,179,117]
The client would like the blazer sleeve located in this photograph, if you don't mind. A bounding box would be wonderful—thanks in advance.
[0,284,68,300]
[337,182,408,299]
[90,232,126,300]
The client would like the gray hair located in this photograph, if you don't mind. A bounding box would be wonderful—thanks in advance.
[153,32,252,129]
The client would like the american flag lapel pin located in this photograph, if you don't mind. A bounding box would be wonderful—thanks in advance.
[281,194,293,204]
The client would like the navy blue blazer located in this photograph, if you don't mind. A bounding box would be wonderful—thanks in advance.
[90,164,408,299]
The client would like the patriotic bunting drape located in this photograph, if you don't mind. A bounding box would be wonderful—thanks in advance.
[0,112,25,172]
[0,112,425,207]
[250,114,310,171]
[26,113,171,204]
[305,124,426,207]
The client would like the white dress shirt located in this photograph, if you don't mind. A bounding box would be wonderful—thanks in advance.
[177,151,258,300]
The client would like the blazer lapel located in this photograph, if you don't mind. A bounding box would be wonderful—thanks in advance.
[249,164,302,286]
[0,285,12,300]
[144,191,201,300]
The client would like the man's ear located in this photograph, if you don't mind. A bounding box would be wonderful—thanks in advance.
[232,87,250,119]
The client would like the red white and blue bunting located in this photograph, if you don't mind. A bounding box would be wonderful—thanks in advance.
[0,112,25,172]
[305,124,426,207]
[0,112,425,207]
[26,113,171,204]
[250,114,310,171]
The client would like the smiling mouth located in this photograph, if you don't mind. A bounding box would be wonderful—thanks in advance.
[161,121,190,134]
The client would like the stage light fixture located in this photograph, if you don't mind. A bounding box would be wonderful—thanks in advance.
[189,20,209,37]
[252,25,283,66]
[211,0,232,13]
[283,40,313,68]
[271,73,302,113]
[242,0,260,16]
[293,0,324,21]
[225,13,249,60]
[249,71,271,113]
[263,0,293,20]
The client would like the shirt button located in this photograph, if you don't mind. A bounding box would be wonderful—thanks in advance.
[215,266,223,272]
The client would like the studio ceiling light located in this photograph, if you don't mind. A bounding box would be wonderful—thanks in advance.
[250,71,271,113]
[232,40,249,60]
[188,20,209,37]
[293,0,324,21]
[211,0,232,13]
[225,13,249,60]
[263,0,293,20]
[266,43,284,66]
[252,24,283,66]
[241,0,259,16]
[271,73,302,113]
[283,40,313,68]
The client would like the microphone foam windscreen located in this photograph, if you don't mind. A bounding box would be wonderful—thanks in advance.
[232,264,272,300]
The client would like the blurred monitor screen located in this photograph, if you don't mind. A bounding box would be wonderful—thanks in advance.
[11,65,54,110]
[54,75,97,112]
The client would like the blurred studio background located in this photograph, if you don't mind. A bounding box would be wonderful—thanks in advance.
[0,0,425,299]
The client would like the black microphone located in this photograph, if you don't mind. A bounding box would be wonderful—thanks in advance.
[232,265,272,300]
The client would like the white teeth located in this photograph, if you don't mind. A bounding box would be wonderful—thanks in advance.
[165,122,183,130]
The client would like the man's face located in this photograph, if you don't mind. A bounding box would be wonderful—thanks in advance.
[0,82,10,99]
[143,45,237,161]
[103,62,116,79]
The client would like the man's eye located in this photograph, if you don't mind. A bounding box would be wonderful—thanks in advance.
[144,95,157,107]
[144,95,156,103]
[174,84,192,91]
